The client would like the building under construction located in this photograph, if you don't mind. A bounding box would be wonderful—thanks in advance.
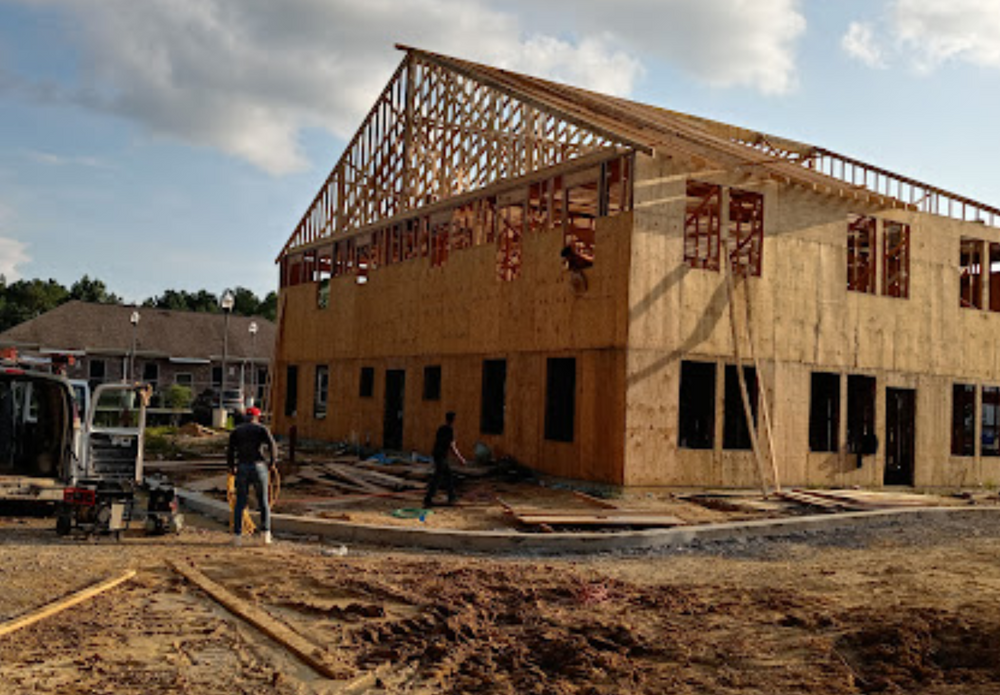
[272,45,1000,489]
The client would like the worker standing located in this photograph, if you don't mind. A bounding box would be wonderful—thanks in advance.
[424,411,467,508]
[228,406,277,545]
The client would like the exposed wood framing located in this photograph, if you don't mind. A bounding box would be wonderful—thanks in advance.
[278,50,630,260]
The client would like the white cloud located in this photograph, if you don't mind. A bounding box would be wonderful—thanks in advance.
[842,22,885,68]
[893,0,1000,71]
[0,237,30,281]
[505,0,807,95]
[13,0,643,175]
[844,1,1000,73]
[9,0,807,174]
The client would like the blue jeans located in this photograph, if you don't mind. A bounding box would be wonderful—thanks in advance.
[234,461,270,535]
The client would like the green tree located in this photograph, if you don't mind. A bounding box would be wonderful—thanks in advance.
[70,275,121,304]
[0,279,69,332]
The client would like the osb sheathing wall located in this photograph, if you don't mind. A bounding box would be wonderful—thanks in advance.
[273,211,632,483]
[625,151,1000,488]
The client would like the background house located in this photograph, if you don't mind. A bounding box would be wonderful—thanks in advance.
[270,46,1000,489]
[0,301,275,413]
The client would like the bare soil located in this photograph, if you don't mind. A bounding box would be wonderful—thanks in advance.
[4,508,1000,694]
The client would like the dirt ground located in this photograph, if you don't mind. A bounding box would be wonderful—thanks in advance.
[5,507,1000,694]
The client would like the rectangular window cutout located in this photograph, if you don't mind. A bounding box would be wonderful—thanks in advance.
[496,199,524,282]
[89,359,106,381]
[285,365,299,418]
[564,170,600,260]
[359,367,375,398]
[847,215,877,293]
[423,365,442,401]
[960,237,984,309]
[809,372,840,453]
[480,359,507,435]
[953,383,977,456]
[313,365,329,419]
[684,181,722,271]
[142,362,159,386]
[604,155,632,216]
[212,366,223,389]
[847,375,877,455]
[952,383,976,456]
[728,188,764,277]
[175,372,193,387]
[544,358,576,443]
[679,360,716,450]
[990,243,1000,312]
[882,221,910,298]
[723,365,758,450]
[983,386,1000,457]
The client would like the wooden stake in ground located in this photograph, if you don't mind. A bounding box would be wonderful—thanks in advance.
[168,559,348,680]
[0,570,137,638]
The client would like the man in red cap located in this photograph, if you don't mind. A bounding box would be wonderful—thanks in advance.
[227,406,277,544]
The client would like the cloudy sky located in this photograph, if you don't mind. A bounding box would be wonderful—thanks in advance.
[1,0,999,300]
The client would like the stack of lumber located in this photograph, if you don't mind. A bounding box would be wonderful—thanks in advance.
[497,492,685,531]
[296,460,426,496]
[777,488,938,512]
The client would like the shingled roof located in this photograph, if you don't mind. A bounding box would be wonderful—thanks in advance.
[0,301,275,361]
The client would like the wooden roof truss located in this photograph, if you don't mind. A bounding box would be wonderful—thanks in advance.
[278,50,627,259]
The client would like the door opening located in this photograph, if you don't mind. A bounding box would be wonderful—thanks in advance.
[383,370,405,450]
[885,387,916,486]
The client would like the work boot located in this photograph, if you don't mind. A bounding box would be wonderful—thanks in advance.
[263,531,272,545]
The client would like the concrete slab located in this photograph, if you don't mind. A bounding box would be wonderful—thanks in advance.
[178,489,1000,556]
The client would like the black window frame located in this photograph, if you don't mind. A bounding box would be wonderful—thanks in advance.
[359,366,375,398]
[809,372,840,453]
[723,364,758,451]
[422,365,442,401]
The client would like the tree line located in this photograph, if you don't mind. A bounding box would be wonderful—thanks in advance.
[0,275,277,333]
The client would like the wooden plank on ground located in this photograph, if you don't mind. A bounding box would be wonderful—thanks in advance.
[337,465,422,491]
[0,570,136,638]
[168,560,349,680]
[778,489,865,511]
[322,463,385,493]
[514,513,683,528]
[572,491,620,509]
[297,469,371,495]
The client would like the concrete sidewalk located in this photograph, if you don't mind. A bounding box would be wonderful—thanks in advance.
[179,489,1000,555]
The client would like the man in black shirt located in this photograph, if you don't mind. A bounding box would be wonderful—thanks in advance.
[424,411,467,508]
[227,407,277,544]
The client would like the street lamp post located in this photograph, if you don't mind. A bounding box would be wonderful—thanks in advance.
[213,289,235,428]
[129,310,140,382]
[248,321,258,407]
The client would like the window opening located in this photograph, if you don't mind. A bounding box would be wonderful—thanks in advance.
[960,237,984,309]
[950,383,975,456]
[423,365,442,401]
[430,220,450,267]
[564,169,599,260]
[496,198,524,282]
[990,243,1000,312]
[142,362,159,387]
[480,359,507,435]
[285,365,299,417]
[212,366,223,389]
[847,215,876,293]
[882,221,910,298]
[723,365,758,450]
[678,360,716,450]
[809,372,840,453]
[359,367,375,398]
[314,365,329,419]
[175,373,193,387]
[847,375,877,456]
[544,357,576,443]
[983,386,1000,457]
[316,247,332,308]
[605,155,632,216]
[684,181,722,271]
[728,188,764,277]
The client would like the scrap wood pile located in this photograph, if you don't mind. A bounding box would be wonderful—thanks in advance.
[497,491,686,532]
[776,488,940,512]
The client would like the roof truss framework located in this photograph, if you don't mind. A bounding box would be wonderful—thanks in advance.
[279,50,626,259]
